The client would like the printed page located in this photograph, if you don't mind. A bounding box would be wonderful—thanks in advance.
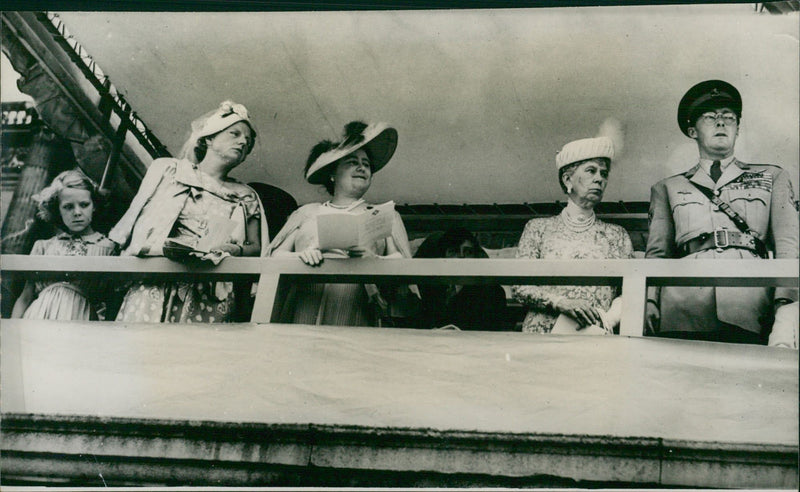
[357,201,394,247]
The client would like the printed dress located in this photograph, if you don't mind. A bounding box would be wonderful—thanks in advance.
[23,232,117,320]
[512,213,633,333]
[115,170,262,323]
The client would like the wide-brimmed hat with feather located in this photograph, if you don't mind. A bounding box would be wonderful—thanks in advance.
[305,121,398,184]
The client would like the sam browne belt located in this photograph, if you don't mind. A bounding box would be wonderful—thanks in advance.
[684,175,770,258]
[679,229,760,257]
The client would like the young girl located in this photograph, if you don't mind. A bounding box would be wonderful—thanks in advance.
[11,169,117,320]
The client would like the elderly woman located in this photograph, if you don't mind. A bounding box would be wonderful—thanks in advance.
[109,101,267,323]
[414,227,508,331]
[512,137,633,334]
[268,121,412,326]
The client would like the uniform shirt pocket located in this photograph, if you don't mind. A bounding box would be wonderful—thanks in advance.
[671,192,709,243]
[725,188,770,237]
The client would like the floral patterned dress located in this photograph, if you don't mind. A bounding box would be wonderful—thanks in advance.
[23,232,117,320]
[115,172,261,323]
[512,212,633,333]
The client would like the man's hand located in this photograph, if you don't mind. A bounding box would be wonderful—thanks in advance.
[768,302,798,349]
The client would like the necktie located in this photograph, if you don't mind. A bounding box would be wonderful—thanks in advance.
[710,160,722,183]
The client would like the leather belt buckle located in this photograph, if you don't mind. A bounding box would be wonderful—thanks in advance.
[714,230,730,250]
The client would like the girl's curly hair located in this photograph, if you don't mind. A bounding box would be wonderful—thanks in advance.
[33,169,99,227]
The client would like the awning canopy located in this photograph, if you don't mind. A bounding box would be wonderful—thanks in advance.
[13,6,800,205]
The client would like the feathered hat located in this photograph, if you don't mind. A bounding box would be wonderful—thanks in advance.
[305,121,398,184]
[555,137,615,170]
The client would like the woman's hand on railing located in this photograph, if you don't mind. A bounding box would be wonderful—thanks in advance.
[190,250,230,265]
[553,298,603,328]
[210,243,245,257]
[298,247,324,266]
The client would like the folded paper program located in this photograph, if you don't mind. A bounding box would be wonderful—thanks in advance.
[163,218,238,256]
[317,201,395,250]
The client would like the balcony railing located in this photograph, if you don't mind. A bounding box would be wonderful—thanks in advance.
[2,254,797,487]
[2,254,797,335]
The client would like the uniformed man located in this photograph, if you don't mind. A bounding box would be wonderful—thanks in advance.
[645,79,798,345]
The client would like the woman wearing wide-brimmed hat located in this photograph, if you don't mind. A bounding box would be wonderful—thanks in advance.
[268,121,413,326]
[512,136,633,334]
[110,100,268,323]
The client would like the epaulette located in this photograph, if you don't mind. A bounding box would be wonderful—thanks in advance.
[660,170,693,180]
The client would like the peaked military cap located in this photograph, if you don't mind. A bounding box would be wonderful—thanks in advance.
[677,80,742,136]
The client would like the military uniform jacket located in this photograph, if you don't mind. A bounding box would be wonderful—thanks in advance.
[646,159,798,334]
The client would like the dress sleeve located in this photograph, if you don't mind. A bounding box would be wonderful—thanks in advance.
[265,204,315,256]
[238,187,262,220]
[30,239,46,256]
[770,167,799,302]
[89,236,119,257]
[511,219,564,311]
[769,167,799,260]
[614,224,634,259]
[108,158,171,247]
[237,183,270,256]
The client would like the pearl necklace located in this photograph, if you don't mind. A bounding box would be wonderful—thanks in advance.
[560,207,596,233]
[324,198,364,211]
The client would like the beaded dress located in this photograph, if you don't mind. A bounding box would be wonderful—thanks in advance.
[512,208,633,333]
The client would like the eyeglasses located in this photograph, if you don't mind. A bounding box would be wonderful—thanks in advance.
[699,112,738,126]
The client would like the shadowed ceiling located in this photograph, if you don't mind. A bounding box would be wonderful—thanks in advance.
[56,5,799,206]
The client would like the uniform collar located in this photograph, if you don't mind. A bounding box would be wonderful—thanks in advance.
[698,155,737,175]
[685,157,747,190]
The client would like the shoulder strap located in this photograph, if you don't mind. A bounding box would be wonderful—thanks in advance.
[685,177,769,258]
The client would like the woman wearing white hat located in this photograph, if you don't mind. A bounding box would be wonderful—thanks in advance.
[110,100,267,322]
[268,121,413,326]
[512,136,633,334]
